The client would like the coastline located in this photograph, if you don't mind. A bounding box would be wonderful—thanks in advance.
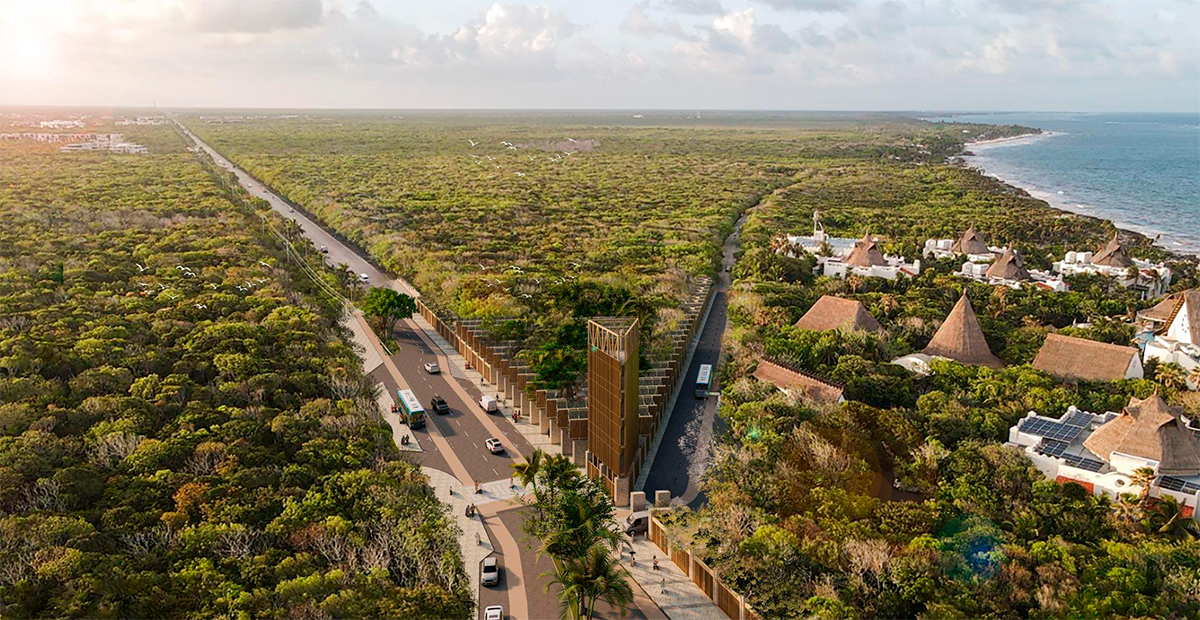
[956,132,1198,259]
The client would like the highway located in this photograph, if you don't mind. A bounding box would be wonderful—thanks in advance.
[179,120,662,620]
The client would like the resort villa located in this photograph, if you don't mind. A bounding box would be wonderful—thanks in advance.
[893,292,1004,374]
[753,357,846,405]
[960,246,1070,292]
[794,295,882,333]
[1032,333,1144,382]
[1140,289,1200,388]
[780,212,920,281]
[924,226,1002,262]
[1007,393,1200,520]
[1054,233,1172,299]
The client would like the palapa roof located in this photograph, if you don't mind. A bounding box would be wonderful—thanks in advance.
[753,357,845,404]
[922,292,1004,368]
[1139,292,1184,324]
[1032,333,1140,382]
[845,233,886,267]
[1083,393,1200,475]
[1092,233,1135,269]
[950,226,989,255]
[985,247,1031,281]
[795,295,882,333]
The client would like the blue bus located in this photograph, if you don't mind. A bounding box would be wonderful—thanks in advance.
[695,364,712,398]
[398,389,426,429]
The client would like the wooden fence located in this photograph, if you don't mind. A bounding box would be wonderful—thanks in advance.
[647,514,758,620]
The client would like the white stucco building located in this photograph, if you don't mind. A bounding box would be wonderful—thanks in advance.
[1141,290,1199,387]
[1007,395,1200,520]
[1054,234,1172,299]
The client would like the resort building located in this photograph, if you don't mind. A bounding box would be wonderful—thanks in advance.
[795,295,881,333]
[1007,394,1200,519]
[893,292,1003,373]
[779,212,920,281]
[586,318,641,506]
[1032,333,1144,382]
[1141,289,1200,388]
[752,357,845,405]
[924,226,1002,262]
[1053,234,1172,299]
[958,246,1070,292]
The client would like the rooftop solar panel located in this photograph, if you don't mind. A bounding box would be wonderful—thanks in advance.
[1159,476,1200,494]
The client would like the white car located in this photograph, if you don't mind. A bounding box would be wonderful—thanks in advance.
[484,606,503,620]
[358,273,370,282]
[485,438,504,454]
[423,362,440,374]
[319,245,328,254]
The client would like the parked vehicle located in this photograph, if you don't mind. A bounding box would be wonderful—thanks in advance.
[481,557,499,587]
[358,273,370,282]
[429,395,449,414]
[624,511,650,537]
[485,438,504,454]
[479,394,500,414]
[484,606,504,620]
[695,363,712,398]
[423,362,440,374]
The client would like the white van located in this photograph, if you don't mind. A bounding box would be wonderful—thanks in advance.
[479,394,500,414]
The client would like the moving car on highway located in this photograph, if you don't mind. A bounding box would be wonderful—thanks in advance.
[423,362,440,374]
[481,557,499,587]
[479,394,500,414]
[484,606,503,620]
[485,438,504,454]
[429,395,449,414]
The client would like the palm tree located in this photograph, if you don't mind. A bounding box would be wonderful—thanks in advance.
[1142,495,1200,540]
[1130,467,1158,510]
[1156,363,1186,392]
[544,544,634,620]
[1188,365,1200,391]
[512,448,546,492]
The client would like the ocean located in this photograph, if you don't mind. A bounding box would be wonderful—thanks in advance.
[923,112,1200,255]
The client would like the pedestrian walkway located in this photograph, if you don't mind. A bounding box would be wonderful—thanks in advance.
[624,535,725,620]
[473,477,533,504]
[424,467,495,597]
[411,314,563,456]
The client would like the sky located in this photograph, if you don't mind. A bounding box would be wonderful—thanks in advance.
[1,0,1197,111]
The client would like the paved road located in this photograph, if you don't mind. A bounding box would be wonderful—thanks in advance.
[178,121,566,620]
[641,211,743,508]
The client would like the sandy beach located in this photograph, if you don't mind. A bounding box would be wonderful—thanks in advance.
[967,130,1062,147]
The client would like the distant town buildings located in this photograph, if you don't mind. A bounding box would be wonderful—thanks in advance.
[1007,394,1200,519]
[1141,289,1200,388]
[924,226,1001,262]
[0,132,147,154]
[1054,234,1172,299]
[116,116,166,126]
[40,119,85,129]
[893,292,1003,373]
[1032,333,1144,382]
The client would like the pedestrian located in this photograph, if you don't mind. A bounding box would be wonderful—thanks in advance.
[653,557,659,571]
[475,532,481,546]
[474,480,481,494]
[630,550,636,566]
[660,578,666,594]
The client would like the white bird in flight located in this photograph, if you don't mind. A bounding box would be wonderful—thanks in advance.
[566,138,576,142]
[207,283,218,289]
[237,285,247,292]
[136,263,147,272]
[468,139,478,147]
[194,303,207,309]
[515,172,525,177]
[258,260,271,267]
[528,155,536,161]
[166,293,179,300]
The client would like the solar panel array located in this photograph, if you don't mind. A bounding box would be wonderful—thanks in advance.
[1019,413,1092,444]
[1036,438,1070,457]
[1061,453,1106,472]
[1158,476,1200,494]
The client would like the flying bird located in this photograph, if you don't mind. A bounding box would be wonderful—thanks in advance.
[521,294,532,299]
[468,139,478,147]
[194,303,207,309]
[165,293,179,300]
[507,145,516,151]
[237,285,247,292]
[258,260,271,267]
[255,278,267,284]
[528,155,536,161]
[566,138,576,142]
[515,172,525,177]
[135,263,147,272]
[493,164,500,169]
[157,283,168,290]
[183,272,196,278]
[207,283,218,289]
[570,262,581,268]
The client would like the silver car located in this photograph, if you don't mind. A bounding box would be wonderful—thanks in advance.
[481,557,499,587]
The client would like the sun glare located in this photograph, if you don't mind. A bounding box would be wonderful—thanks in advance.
[8,35,52,75]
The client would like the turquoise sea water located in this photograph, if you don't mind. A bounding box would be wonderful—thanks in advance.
[924,112,1200,255]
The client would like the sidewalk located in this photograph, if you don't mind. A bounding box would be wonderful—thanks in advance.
[425,467,495,597]
[411,314,563,456]
[625,536,725,620]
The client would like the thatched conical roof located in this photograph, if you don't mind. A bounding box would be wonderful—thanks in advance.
[922,292,1004,368]
[1092,233,1135,269]
[1083,393,1200,475]
[950,226,989,255]
[795,295,882,333]
[845,233,886,267]
[985,247,1031,281]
